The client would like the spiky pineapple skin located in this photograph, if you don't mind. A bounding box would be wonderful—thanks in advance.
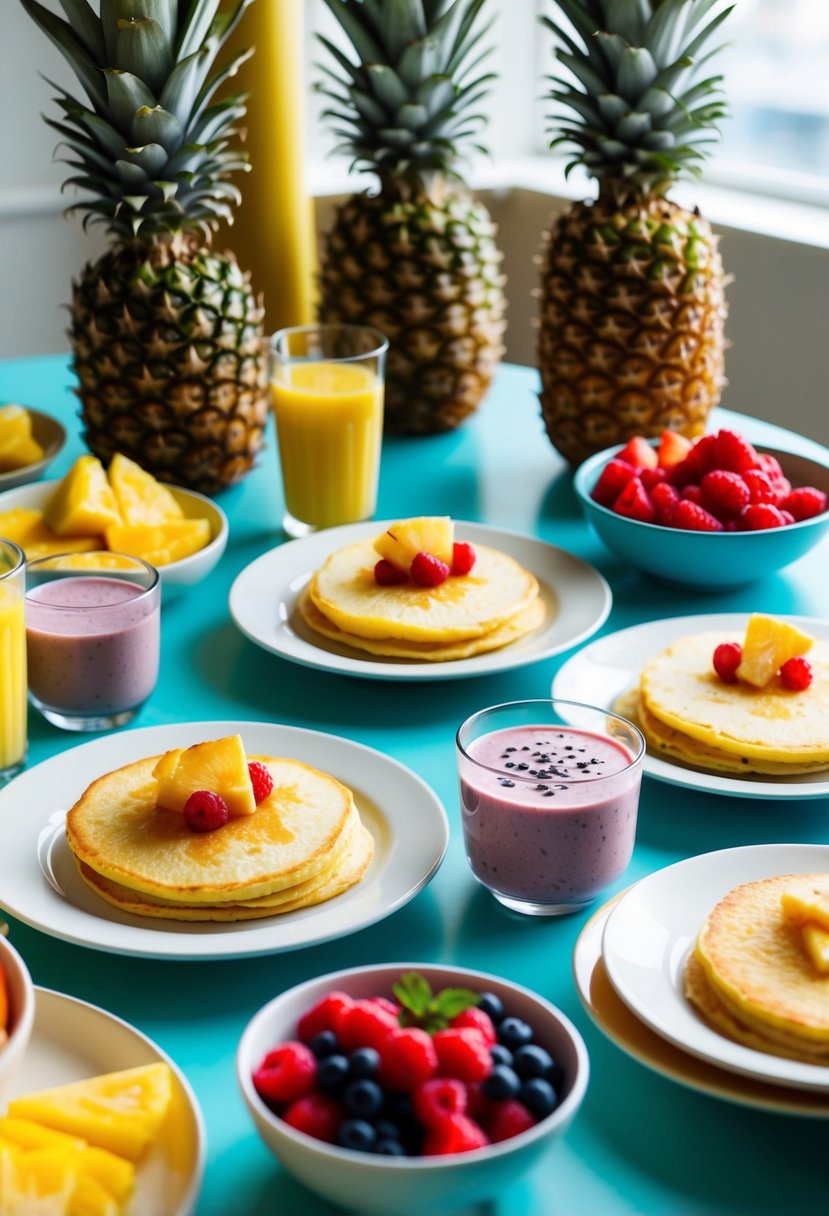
[319,190,506,435]
[538,196,728,467]
[72,236,268,494]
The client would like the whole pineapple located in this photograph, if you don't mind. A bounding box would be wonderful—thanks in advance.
[538,0,732,467]
[316,0,506,435]
[20,0,269,493]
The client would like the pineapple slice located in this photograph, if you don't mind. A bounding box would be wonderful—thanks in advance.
[103,520,210,567]
[0,507,49,546]
[0,404,45,472]
[41,553,138,572]
[373,517,454,571]
[70,1174,120,1216]
[0,1120,134,1203]
[152,735,256,818]
[0,1144,75,1213]
[7,1063,173,1164]
[44,457,122,537]
[107,454,183,527]
[780,877,829,932]
[735,614,814,688]
[802,923,829,974]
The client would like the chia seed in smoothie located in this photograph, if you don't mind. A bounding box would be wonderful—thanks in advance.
[26,576,160,717]
[459,725,641,908]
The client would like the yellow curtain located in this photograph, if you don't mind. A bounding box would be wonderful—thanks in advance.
[222,0,317,332]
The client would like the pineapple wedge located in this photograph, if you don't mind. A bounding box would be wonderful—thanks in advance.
[735,614,814,688]
[107,454,183,527]
[44,457,122,537]
[153,735,256,818]
[0,1120,134,1203]
[104,520,210,567]
[802,923,829,974]
[0,1144,75,1213]
[374,517,454,571]
[780,878,829,932]
[0,404,44,472]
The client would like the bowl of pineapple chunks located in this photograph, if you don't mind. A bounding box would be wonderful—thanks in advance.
[0,404,66,491]
[0,452,228,593]
[0,934,35,1103]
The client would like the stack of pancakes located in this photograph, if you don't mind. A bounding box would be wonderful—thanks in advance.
[300,538,545,661]
[686,875,829,1065]
[617,630,829,776]
[66,755,374,921]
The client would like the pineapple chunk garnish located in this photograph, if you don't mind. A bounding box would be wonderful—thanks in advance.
[107,454,183,527]
[44,456,122,537]
[0,404,45,472]
[374,517,454,571]
[153,735,256,818]
[0,1120,134,1203]
[780,877,829,932]
[0,1143,76,1213]
[735,614,814,688]
[104,520,210,567]
[801,923,829,975]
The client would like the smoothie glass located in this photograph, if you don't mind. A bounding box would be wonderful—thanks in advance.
[457,699,645,916]
[25,554,161,732]
[270,324,388,538]
[0,540,27,781]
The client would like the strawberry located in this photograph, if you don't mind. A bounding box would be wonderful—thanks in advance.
[670,434,717,487]
[640,466,668,491]
[612,477,656,523]
[740,503,786,530]
[780,487,828,521]
[710,428,759,474]
[700,470,750,519]
[651,481,680,525]
[616,436,658,469]
[591,457,637,507]
[672,500,724,532]
[657,430,693,470]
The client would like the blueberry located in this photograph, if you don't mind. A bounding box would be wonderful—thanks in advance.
[348,1046,380,1079]
[373,1119,401,1142]
[344,1078,384,1118]
[374,1138,407,1156]
[478,992,505,1023]
[520,1077,559,1119]
[337,1118,377,1152]
[309,1030,339,1058]
[316,1053,349,1095]
[512,1044,555,1079]
[497,1016,533,1050]
[489,1044,513,1068]
[482,1064,521,1101]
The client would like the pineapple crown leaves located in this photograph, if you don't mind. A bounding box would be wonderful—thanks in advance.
[542,0,733,198]
[19,0,256,240]
[392,971,481,1033]
[315,0,497,191]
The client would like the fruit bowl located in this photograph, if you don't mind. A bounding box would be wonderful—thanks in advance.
[574,444,829,589]
[0,479,228,593]
[237,962,589,1216]
[0,934,35,1101]
[0,410,66,491]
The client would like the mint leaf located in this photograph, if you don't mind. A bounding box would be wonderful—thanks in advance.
[393,971,433,1018]
[392,972,481,1031]
[432,987,481,1021]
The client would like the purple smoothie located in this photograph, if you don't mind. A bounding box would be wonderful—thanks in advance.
[26,576,160,717]
[458,725,642,908]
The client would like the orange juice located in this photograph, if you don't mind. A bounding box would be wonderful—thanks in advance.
[272,361,384,528]
[0,578,26,777]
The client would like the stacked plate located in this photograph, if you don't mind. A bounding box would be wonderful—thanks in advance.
[573,843,829,1116]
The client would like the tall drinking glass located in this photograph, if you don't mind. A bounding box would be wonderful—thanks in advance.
[0,540,26,781]
[270,324,388,538]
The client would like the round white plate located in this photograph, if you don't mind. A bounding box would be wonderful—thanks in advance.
[0,721,449,960]
[552,612,829,799]
[601,843,829,1092]
[228,520,611,681]
[574,894,829,1117]
[5,986,205,1213]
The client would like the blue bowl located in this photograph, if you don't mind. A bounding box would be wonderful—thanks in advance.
[573,443,829,589]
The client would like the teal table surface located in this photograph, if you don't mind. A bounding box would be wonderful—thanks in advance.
[1,354,827,1216]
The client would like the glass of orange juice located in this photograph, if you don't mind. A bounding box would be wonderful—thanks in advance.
[270,324,389,538]
[0,540,27,782]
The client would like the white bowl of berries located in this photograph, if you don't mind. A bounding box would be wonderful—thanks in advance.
[237,963,589,1216]
[573,429,829,589]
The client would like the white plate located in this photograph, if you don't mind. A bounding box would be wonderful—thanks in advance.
[573,894,829,1117]
[228,520,611,681]
[601,843,829,1092]
[552,612,829,799]
[0,721,449,960]
[5,986,205,1213]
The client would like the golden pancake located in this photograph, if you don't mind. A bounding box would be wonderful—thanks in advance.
[640,632,829,764]
[66,755,354,903]
[694,875,829,1057]
[310,540,539,642]
[300,589,546,661]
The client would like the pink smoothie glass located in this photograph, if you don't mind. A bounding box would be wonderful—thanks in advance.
[457,699,645,916]
[25,554,160,732]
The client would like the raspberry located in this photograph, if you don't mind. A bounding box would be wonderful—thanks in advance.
[485,1098,537,1143]
[247,761,273,804]
[651,481,680,525]
[450,1007,497,1046]
[422,1112,489,1155]
[742,469,778,504]
[612,477,656,524]
[755,452,787,486]
[297,991,354,1043]
[253,1041,317,1106]
[591,457,636,507]
[680,483,703,505]
[410,551,450,587]
[700,470,750,519]
[640,466,668,491]
[413,1077,467,1127]
[450,542,477,576]
[671,434,717,487]
[334,999,399,1052]
[463,1081,495,1123]
[371,996,401,1017]
[780,487,828,521]
[183,790,229,833]
[779,510,795,526]
[672,500,723,532]
[779,657,813,691]
[713,642,742,684]
[617,436,658,469]
[741,502,786,530]
[710,428,759,474]
[374,558,407,586]
[281,1092,343,1143]
[657,429,693,470]
[433,1028,493,1083]
[377,1027,438,1092]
